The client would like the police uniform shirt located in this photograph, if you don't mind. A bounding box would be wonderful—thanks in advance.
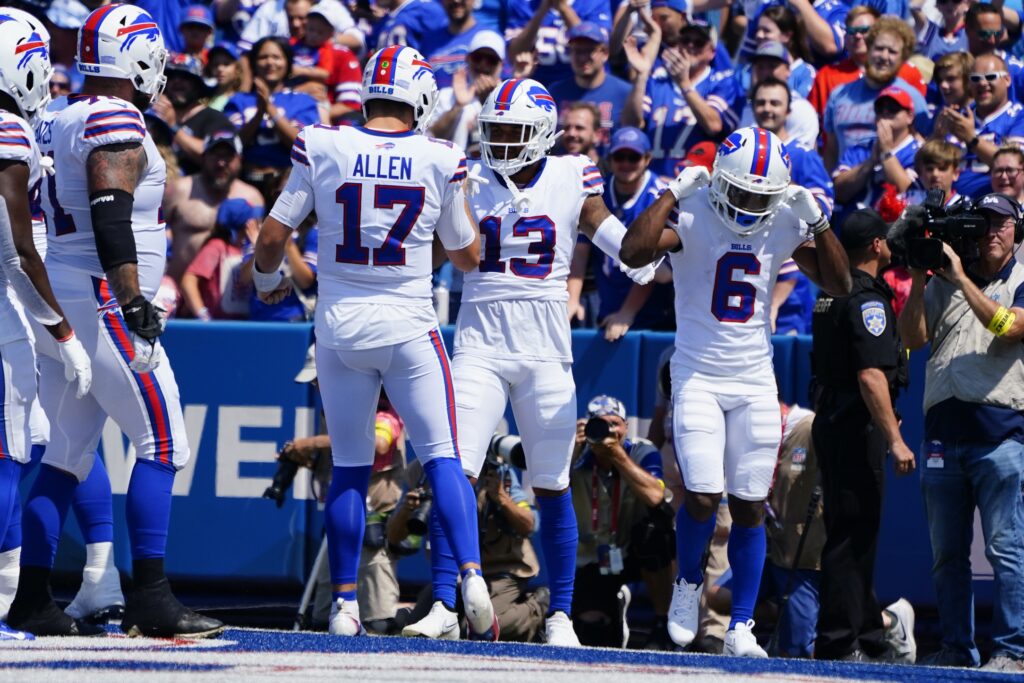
[812,269,899,391]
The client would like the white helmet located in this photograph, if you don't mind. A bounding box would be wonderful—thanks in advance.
[0,8,50,44]
[361,45,438,132]
[76,4,167,103]
[0,13,51,122]
[477,78,558,176]
[708,126,792,236]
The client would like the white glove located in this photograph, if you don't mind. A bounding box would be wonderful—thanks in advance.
[784,185,829,234]
[129,337,163,374]
[619,256,663,285]
[56,332,91,398]
[465,165,490,196]
[39,155,54,177]
[668,166,710,201]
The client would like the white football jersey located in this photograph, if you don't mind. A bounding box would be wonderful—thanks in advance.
[38,95,166,298]
[0,110,42,346]
[268,125,475,350]
[462,155,603,303]
[29,97,71,259]
[670,187,810,389]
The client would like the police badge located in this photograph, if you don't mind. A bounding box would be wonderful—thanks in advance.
[861,301,887,337]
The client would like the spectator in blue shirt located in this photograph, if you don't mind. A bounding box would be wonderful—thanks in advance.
[923,51,974,136]
[245,209,318,322]
[966,3,1024,100]
[748,5,816,98]
[913,0,969,61]
[372,0,449,52]
[549,22,633,156]
[506,0,612,86]
[423,0,488,89]
[224,37,324,204]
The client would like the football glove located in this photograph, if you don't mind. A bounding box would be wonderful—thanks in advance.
[56,332,92,398]
[121,295,164,374]
[668,166,710,201]
[784,186,830,234]
[619,256,662,285]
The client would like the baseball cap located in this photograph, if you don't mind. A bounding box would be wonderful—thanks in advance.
[181,4,215,30]
[294,344,317,383]
[567,21,609,45]
[166,53,214,92]
[204,129,243,155]
[752,40,791,65]
[216,198,262,235]
[208,41,241,61]
[309,0,348,32]
[587,395,626,420]
[839,208,888,250]
[875,86,914,114]
[609,126,650,155]
[681,18,717,47]
[468,29,506,60]
[976,192,1023,220]
[651,0,687,13]
[682,140,716,172]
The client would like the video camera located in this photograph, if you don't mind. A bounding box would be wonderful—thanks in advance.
[889,189,988,270]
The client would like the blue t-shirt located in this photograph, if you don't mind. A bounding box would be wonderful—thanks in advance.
[506,0,611,86]
[863,0,910,20]
[224,90,321,169]
[248,226,319,322]
[823,77,930,163]
[549,75,632,155]
[786,139,835,219]
[642,66,742,177]
[423,24,489,90]
[954,101,1024,199]
[738,0,846,67]
[836,135,920,210]
[473,0,509,32]
[916,20,967,62]
[372,0,449,53]
[734,60,816,100]
[135,0,187,55]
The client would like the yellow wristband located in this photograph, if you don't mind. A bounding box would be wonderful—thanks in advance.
[988,306,1017,336]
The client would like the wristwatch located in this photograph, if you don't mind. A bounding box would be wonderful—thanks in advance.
[881,150,896,161]
[967,135,980,149]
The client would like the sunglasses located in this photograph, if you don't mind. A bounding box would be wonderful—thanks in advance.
[611,151,643,163]
[51,81,70,90]
[976,28,1003,40]
[970,71,1008,83]
[936,0,962,5]
[846,25,871,36]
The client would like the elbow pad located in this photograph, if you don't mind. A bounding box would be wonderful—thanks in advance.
[89,189,137,272]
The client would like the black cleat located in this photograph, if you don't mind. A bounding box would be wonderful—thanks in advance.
[121,578,224,639]
[8,598,105,637]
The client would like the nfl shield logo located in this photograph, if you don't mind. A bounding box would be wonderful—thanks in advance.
[861,302,886,337]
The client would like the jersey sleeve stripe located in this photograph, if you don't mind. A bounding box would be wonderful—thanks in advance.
[294,136,307,151]
[450,170,467,182]
[583,177,603,189]
[0,122,27,131]
[84,123,146,138]
[291,150,309,166]
[0,137,31,148]
[86,109,144,124]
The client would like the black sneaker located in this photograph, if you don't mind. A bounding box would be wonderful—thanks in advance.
[8,597,104,637]
[121,579,224,639]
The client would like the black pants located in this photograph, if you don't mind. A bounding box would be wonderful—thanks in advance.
[811,405,888,659]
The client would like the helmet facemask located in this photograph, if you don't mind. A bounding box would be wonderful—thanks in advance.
[478,117,553,176]
[708,167,787,236]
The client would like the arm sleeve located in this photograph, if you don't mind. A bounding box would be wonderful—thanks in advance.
[268,131,315,229]
[436,170,476,251]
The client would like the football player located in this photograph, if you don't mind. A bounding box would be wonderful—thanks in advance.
[401,78,657,647]
[8,4,223,639]
[253,45,497,638]
[620,126,852,657]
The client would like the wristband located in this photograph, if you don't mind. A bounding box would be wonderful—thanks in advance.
[169,124,181,135]
[988,305,1016,336]
[197,307,211,322]
[252,263,284,292]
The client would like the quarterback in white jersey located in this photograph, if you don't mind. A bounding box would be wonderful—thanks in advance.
[402,78,657,648]
[621,126,851,657]
[255,45,497,640]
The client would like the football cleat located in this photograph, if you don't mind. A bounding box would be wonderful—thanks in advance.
[667,578,702,647]
[461,573,498,640]
[401,600,460,640]
[8,597,104,637]
[544,611,581,647]
[724,619,768,658]
[121,578,224,639]
[329,598,366,637]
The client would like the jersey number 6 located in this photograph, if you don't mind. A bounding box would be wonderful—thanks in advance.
[335,182,424,266]
[711,252,760,323]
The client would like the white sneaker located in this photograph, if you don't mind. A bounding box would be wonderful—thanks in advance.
[616,585,631,649]
[883,598,916,663]
[667,578,702,647]
[724,619,768,658]
[65,544,125,621]
[461,573,497,639]
[401,601,460,640]
[544,610,581,647]
[329,598,366,636]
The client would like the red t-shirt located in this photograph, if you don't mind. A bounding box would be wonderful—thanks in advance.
[185,238,245,319]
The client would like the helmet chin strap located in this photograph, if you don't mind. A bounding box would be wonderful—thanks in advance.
[500,171,532,213]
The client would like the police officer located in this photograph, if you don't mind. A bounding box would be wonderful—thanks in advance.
[810,209,916,662]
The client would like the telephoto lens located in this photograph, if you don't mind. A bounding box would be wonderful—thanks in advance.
[406,490,433,536]
[584,417,612,443]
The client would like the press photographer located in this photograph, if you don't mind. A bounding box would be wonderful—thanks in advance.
[898,192,1024,672]
[570,395,674,650]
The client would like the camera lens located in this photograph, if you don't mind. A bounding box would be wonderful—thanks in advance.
[585,417,612,443]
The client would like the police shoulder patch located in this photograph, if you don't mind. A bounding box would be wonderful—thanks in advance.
[861,301,887,337]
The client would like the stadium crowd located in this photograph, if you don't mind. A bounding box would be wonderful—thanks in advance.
[0,0,1021,673]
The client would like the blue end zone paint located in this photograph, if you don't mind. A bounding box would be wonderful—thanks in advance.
[2,661,230,672]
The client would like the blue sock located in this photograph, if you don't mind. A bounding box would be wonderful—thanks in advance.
[422,457,480,576]
[1,482,20,552]
[326,465,371,602]
[676,504,717,585]
[71,453,114,545]
[21,464,77,567]
[125,459,176,559]
[536,491,578,615]
[428,506,458,610]
[25,444,44,471]
[0,459,20,549]
[727,522,767,629]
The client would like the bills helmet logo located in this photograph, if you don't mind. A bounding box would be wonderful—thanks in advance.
[14,32,47,70]
[719,131,744,156]
[527,85,555,112]
[116,15,161,52]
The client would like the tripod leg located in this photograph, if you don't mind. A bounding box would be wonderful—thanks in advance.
[295,535,329,631]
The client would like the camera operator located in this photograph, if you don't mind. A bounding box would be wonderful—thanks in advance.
[394,445,548,642]
[898,192,1024,672]
[811,209,916,662]
[570,395,674,649]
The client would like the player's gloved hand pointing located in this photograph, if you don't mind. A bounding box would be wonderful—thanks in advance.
[121,295,164,374]
[56,331,92,398]
[619,256,663,285]
[668,166,710,201]
[784,186,830,235]
[465,165,490,196]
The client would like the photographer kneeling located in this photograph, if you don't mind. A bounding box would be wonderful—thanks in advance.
[571,395,674,649]
[898,193,1024,672]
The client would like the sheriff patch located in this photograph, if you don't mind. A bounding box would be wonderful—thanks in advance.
[861,301,887,337]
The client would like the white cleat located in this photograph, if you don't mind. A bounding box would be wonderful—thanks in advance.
[329,598,366,636]
[544,610,581,647]
[724,619,768,658]
[667,578,702,647]
[461,573,497,640]
[401,601,460,640]
[883,598,917,663]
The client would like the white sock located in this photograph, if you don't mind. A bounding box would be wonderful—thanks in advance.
[84,541,114,575]
[0,547,20,621]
